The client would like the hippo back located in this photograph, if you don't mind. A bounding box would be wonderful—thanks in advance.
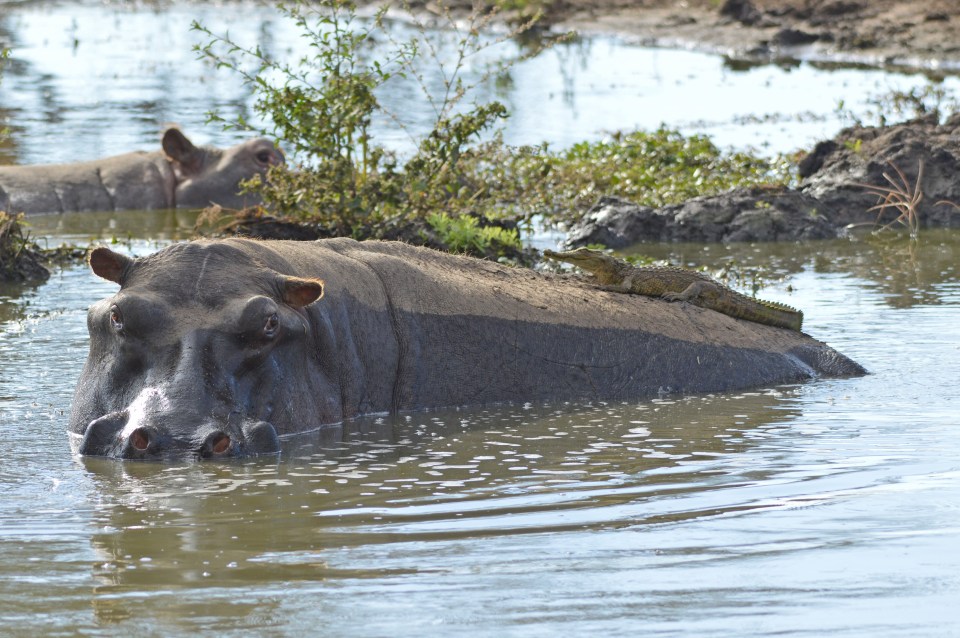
[0,152,174,215]
[0,128,283,215]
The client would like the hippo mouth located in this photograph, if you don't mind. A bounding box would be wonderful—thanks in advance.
[73,412,280,460]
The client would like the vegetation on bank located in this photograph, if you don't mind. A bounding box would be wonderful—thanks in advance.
[194,0,790,262]
[457,129,791,221]
[0,213,50,284]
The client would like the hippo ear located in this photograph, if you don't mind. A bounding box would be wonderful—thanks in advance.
[280,277,325,308]
[161,128,203,173]
[89,247,133,285]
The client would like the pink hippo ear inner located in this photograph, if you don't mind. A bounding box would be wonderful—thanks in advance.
[281,277,325,308]
[89,247,133,285]
[161,128,204,175]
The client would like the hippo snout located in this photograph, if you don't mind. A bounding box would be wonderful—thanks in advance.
[78,411,128,457]
[241,420,281,456]
[195,420,280,459]
[77,413,280,459]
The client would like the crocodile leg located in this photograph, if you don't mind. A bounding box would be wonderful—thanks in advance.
[662,280,715,303]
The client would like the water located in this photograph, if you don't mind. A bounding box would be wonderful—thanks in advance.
[3,218,959,636]
[1,0,959,165]
[2,1,960,636]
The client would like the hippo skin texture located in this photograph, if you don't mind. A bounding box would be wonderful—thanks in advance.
[70,238,865,460]
[0,128,283,215]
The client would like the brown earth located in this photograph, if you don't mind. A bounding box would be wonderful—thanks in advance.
[541,0,959,70]
[0,213,49,283]
[405,1,960,70]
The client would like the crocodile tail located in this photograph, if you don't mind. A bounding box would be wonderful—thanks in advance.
[758,299,804,331]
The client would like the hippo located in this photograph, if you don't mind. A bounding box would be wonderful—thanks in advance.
[69,238,865,460]
[0,128,284,215]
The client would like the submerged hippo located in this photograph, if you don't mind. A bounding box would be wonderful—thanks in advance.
[0,128,284,215]
[69,238,865,460]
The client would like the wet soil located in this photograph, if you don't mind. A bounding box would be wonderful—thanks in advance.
[204,208,537,265]
[526,0,960,71]
[401,1,960,69]
[0,213,49,283]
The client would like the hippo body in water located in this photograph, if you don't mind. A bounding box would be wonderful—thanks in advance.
[0,128,283,215]
[70,238,865,460]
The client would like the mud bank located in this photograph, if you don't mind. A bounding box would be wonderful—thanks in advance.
[566,114,960,247]
[545,0,960,72]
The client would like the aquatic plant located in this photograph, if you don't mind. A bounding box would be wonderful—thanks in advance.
[836,84,960,128]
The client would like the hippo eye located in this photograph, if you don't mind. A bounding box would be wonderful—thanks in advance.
[109,306,124,333]
[263,313,280,339]
[255,150,273,165]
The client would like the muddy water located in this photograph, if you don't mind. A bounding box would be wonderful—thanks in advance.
[2,218,959,635]
[2,1,960,635]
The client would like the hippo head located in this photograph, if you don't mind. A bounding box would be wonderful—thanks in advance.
[161,128,285,210]
[70,241,332,460]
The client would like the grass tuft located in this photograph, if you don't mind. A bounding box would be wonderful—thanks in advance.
[857,160,924,238]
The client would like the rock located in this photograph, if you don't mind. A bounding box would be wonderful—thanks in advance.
[719,0,762,26]
[0,212,50,284]
[564,186,838,248]
[799,114,960,228]
[564,197,667,248]
[565,115,960,248]
[772,28,820,46]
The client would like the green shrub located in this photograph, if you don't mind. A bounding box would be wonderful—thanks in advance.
[425,212,520,254]
[458,128,792,224]
[194,0,550,239]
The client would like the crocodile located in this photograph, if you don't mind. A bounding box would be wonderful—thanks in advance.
[544,248,803,332]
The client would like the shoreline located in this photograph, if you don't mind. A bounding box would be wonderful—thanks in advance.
[395,0,960,75]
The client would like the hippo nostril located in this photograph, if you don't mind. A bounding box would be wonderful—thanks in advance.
[242,421,280,455]
[78,411,129,457]
[129,427,151,451]
[200,431,233,459]
[212,432,231,455]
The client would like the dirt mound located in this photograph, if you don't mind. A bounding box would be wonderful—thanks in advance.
[799,113,960,228]
[565,185,838,248]
[545,0,960,70]
[565,115,960,247]
[0,212,50,284]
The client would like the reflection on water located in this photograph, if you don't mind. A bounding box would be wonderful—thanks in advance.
[632,228,960,309]
[1,0,959,165]
[81,393,804,623]
[25,208,201,244]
